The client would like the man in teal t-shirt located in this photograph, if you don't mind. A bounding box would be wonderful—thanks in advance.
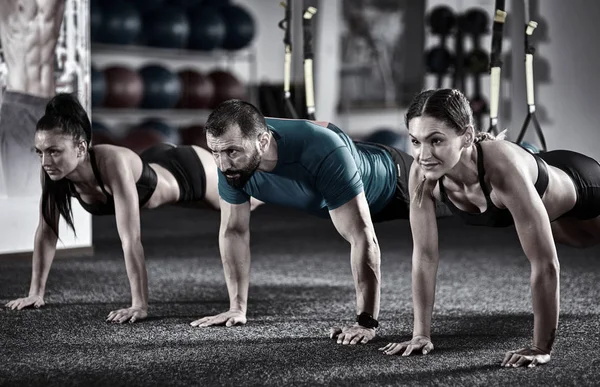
[190,99,449,346]
[217,115,406,220]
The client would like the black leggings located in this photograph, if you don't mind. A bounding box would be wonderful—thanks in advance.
[139,143,207,202]
[538,150,600,220]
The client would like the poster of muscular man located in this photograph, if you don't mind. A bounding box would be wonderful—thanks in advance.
[0,0,91,255]
[0,0,90,198]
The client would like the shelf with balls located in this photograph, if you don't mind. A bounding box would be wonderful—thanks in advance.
[92,43,255,63]
[90,0,257,152]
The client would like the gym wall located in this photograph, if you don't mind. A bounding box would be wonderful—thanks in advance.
[91,0,261,147]
[90,0,427,149]
[317,0,498,144]
[508,0,600,160]
[91,0,600,167]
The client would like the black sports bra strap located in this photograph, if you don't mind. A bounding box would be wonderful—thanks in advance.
[533,155,549,197]
[475,142,492,198]
[438,176,447,196]
[88,149,111,197]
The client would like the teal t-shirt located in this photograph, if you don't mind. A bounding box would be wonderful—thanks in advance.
[217,118,397,218]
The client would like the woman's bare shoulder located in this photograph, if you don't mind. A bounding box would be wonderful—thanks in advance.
[479,140,534,184]
[92,145,139,176]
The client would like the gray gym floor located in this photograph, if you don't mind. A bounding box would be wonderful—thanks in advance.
[1,205,599,386]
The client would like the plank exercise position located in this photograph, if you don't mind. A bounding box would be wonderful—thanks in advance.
[5,93,262,322]
[195,99,451,346]
[380,88,600,367]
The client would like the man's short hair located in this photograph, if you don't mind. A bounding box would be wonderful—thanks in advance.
[204,99,268,139]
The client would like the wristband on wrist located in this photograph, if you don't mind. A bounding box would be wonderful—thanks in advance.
[356,312,379,329]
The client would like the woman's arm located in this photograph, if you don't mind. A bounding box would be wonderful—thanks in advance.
[102,153,148,323]
[489,149,558,368]
[380,162,440,356]
[5,199,59,310]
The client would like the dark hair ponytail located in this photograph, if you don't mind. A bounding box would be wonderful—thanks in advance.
[405,89,474,132]
[41,175,75,236]
[406,88,507,143]
[36,93,92,237]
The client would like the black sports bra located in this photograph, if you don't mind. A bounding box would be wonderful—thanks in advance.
[70,149,158,216]
[438,142,549,227]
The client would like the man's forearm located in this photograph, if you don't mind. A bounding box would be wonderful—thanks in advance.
[412,258,438,338]
[122,242,148,309]
[531,262,560,353]
[29,227,58,297]
[220,230,251,313]
[350,239,381,319]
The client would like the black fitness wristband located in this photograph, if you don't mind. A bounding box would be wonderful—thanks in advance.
[356,312,379,329]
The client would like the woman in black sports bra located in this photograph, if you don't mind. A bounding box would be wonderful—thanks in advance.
[4,93,262,322]
[379,89,600,368]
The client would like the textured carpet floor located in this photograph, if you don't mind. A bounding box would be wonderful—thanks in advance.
[1,205,599,386]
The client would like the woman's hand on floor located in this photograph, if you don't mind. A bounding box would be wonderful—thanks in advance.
[378,335,434,356]
[190,310,247,327]
[502,346,551,368]
[5,295,45,310]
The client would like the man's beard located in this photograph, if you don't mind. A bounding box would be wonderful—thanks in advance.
[224,151,261,190]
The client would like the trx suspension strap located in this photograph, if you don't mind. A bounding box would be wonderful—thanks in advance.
[303,5,317,120]
[278,1,299,119]
[487,0,506,134]
[515,0,547,151]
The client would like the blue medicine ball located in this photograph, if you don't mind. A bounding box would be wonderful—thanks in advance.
[220,4,256,50]
[99,2,142,45]
[139,65,182,109]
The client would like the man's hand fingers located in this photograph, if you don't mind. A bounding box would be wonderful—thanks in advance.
[514,356,530,368]
[349,335,363,345]
[329,327,343,339]
[505,353,520,367]
[337,332,350,344]
[528,358,539,368]
[501,351,514,367]
[342,332,357,345]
